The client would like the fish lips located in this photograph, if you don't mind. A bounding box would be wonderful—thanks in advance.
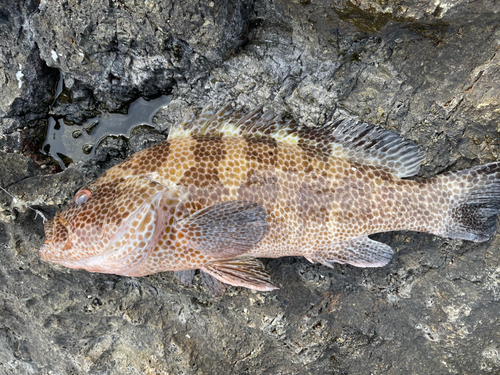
[39,213,72,262]
[38,242,52,261]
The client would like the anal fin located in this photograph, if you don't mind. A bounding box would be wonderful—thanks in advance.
[314,237,393,268]
[202,257,278,292]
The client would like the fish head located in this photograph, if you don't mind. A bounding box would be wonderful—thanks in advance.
[39,175,170,276]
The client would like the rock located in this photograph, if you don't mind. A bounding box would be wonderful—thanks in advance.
[32,0,254,112]
[0,0,57,156]
[0,1,55,118]
[2,0,500,374]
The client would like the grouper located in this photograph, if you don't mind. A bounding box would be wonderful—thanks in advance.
[40,103,500,294]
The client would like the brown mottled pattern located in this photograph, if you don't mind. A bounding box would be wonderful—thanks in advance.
[112,137,450,267]
[40,104,500,290]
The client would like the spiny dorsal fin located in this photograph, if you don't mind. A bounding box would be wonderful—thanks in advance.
[169,103,426,178]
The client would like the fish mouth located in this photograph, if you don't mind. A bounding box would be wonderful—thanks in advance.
[39,217,55,261]
[39,215,148,276]
[38,242,50,261]
[39,213,72,261]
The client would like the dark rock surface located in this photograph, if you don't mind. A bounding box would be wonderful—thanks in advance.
[33,0,253,113]
[2,0,500,374]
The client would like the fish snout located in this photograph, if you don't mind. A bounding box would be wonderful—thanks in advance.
[39,217,56,261]
[39,214,72,261]
[38,242,51,261]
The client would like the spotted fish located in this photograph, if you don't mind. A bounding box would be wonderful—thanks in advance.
[40,103,500,294]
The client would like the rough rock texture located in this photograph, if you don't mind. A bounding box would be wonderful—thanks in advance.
[33,0,253,114]
[0,1,56,155]
[2,0,500,374]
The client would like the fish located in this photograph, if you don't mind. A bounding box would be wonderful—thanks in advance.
[40,103,500,294]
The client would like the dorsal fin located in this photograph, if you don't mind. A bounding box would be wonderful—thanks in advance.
[168,103,426,178]
[310,119,426,178]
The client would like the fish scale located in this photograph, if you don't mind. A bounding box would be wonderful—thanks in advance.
[40,103,500,293]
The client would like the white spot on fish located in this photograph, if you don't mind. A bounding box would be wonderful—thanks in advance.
[16,65,24,89]
[51,50,58,62]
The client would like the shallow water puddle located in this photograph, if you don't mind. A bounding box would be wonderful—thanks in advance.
[42,93,171,169]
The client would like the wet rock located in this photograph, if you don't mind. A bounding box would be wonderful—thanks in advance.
[0,1,55,118]
[128,127,167,154]
[0,0,57,156]
[1,0,500,374]
[0,154,35,188]
[0,118,22,153]
[33,0,254,112]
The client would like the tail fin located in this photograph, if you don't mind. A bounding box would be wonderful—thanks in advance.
[440,162,500,242]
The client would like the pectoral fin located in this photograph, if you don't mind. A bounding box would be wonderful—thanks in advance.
[314,237,393,268]
[202,257,278,291]
[175,200,268,258]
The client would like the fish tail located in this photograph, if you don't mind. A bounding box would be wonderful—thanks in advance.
[438,162,500,242]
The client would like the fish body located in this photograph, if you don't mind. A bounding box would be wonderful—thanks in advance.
[40,104,500,292]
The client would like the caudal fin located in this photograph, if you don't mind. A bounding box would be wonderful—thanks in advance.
[440,162,500,242]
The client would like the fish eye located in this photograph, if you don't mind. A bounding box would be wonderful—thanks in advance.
[75,189,92,204]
